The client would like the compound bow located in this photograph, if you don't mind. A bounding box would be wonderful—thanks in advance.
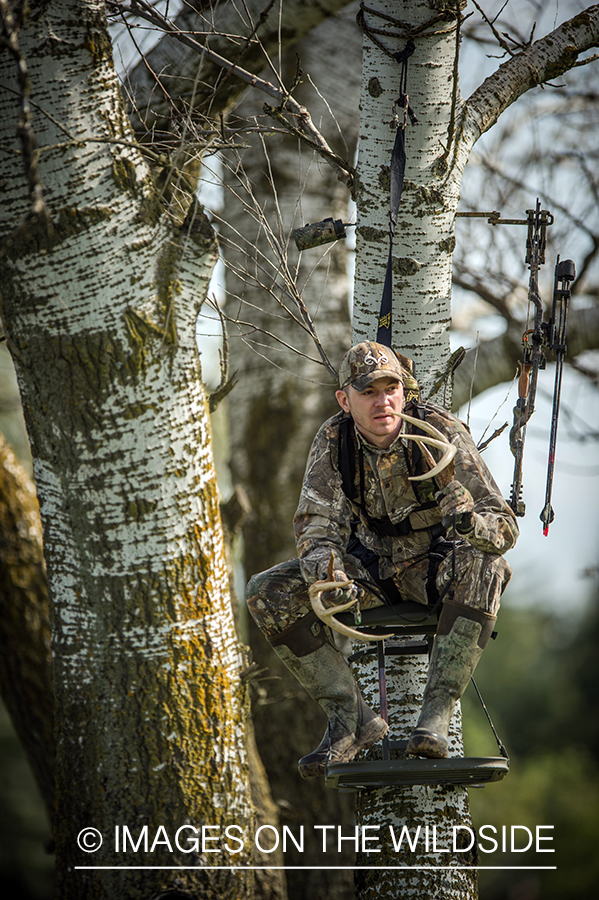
[508,201,576,534]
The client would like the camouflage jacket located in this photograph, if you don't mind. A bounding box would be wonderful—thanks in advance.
[293,402,519,584]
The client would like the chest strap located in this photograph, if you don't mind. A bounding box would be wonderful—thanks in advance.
[337,414,440,539]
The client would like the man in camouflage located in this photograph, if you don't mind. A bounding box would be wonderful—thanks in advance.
[246,341,519,778]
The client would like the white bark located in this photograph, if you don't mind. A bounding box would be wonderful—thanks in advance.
[353,0,463,397]
[0,1,253,896]
[350,3,599,898]
[352,3,472,897]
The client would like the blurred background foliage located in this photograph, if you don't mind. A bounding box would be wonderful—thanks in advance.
[461,593,599,899]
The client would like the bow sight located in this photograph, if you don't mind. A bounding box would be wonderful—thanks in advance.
[505,201,576,534]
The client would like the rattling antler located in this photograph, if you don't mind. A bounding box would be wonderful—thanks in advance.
[393,411,456,485]
[309,555,393,641]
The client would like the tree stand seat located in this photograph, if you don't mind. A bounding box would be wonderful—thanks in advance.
[324,602,510,791]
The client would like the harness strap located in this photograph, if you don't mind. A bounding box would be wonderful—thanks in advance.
[338,416,357,501]
[337,407,440,539]
[376,40,417,347]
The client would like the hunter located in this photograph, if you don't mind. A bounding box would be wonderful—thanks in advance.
[246,341,519,778]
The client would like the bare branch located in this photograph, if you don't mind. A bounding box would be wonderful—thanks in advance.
[470,0,516,56]
[465,4,599,147]
[111,0,354,191]
[452,265,516,324]
[575,51,599,66]
[207,297,239,412]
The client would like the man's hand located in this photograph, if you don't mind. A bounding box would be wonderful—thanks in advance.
[435,480,475,532]
[313,567,358,607]
[324,569,358,606]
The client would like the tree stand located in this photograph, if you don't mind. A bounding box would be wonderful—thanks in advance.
[324,602,509,792]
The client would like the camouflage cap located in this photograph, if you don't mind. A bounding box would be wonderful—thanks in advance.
[338,341,407,391]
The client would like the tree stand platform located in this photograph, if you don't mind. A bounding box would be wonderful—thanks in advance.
[325,603,510,792]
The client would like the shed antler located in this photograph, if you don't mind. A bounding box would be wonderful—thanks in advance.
[393,411,456,484]
[308,554,393,642]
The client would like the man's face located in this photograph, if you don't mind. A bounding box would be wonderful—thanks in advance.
[335,376,404,449]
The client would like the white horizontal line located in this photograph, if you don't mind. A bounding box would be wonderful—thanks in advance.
[74,866,557,871]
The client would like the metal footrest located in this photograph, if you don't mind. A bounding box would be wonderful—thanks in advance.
[325,756,510,792]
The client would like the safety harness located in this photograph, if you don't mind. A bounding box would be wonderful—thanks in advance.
[337,402,440,537]
[336,403,455,605]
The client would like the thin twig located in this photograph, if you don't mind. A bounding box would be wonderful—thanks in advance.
[111,0,354,190]
[477,422,508,452]
[467,332,480,428]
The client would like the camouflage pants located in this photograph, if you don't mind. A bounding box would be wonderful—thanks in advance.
[246,543,512,642]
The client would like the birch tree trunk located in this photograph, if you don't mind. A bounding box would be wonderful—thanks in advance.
[351,3,599,898]
[352,4,476,897]
[353,0,463,398]
[0,2,253,897]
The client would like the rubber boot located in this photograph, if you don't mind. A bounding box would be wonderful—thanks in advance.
[268,613,388,778]
[297,692,388,778]
[406,601,496,759]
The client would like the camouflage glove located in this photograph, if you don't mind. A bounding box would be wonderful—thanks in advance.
[323,569,359,606]
[435,480,475,533]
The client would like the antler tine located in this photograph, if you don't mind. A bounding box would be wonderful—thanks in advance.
[402,434,456,482]
[391,411,457,482]
[308,580,393,641]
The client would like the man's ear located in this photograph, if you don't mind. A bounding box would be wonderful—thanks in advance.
[335,389,350,414]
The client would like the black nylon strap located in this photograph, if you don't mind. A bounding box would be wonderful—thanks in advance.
[337,416,357,500]
[376,39,416,347]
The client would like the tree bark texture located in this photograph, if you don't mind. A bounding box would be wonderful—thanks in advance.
[0,2,253,897]
[353,0,465,398]
[352,3,476,897]
[0,432,55,828]
[223,8,360,896]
